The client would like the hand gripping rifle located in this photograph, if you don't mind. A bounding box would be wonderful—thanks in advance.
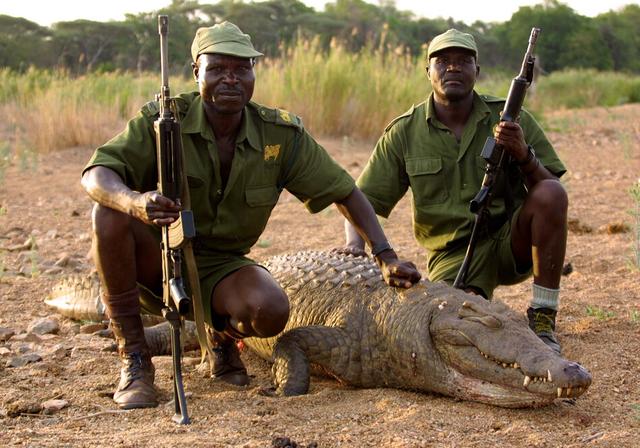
[453,27,540,290]
[155,15,195,424]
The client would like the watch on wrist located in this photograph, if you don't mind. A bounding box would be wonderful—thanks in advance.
[516,145,536,166]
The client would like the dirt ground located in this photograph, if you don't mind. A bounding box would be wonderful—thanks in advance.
[0,104,639,447]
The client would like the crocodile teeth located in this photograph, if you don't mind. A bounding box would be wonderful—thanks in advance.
[548,369,552,382]
[502,363,508,368]
[567,387,572,396]
[523,376,531,387]
[557,387,563,398]
[513,362,519,369]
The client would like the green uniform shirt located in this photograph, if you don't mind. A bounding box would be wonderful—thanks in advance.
[357,91,566,254]
[84,92,355,255]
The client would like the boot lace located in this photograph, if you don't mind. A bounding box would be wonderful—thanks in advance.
[532,311,554,335]
[122,352,145,382]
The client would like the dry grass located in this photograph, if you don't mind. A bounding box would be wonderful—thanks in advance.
[1,43,639,155]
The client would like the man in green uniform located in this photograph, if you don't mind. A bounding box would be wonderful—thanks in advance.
[344,29,567,354]
[82,22,421,410]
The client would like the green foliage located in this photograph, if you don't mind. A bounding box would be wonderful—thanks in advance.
[528,69,640,112]
[585,305,615,320]
[2,1,640,75]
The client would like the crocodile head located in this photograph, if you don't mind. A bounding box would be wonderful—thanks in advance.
[429,293,592,408]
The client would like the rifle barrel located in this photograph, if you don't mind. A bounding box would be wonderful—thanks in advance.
[158,15,170,101]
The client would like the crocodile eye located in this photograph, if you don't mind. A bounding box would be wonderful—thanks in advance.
[458,301,503,328]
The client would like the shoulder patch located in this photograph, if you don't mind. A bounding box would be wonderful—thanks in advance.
[384,104,416,133]
[254,103,303,131]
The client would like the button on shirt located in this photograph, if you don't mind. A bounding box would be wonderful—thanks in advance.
[84,92,355,255]
[357,91,566,254]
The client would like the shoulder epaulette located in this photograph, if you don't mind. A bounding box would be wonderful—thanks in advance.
[253,103,303,131]
[384,104,416,132]
[140,92,195,119]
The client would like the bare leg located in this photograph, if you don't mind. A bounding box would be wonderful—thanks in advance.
[511,179,567,354]
[511,179,568,289]
[212,265,290,338]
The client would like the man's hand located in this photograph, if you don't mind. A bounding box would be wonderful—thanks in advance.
[375,250,421,288]
[330,245,367,258]
[130,191,181,226]
[494,121,528,162]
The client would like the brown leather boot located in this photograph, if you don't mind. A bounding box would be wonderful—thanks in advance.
[207,328,250,386]
[110,315,159,409]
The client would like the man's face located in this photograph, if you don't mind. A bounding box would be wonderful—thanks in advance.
[427,48,478,102]
[193,53,255,114]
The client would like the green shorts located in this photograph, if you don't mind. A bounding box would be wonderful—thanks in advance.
[137,251,259,330]
[427,212,532,299]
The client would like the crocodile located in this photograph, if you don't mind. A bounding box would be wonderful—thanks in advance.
[46,250,592,408]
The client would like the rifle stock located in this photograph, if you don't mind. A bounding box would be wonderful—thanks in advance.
[453,27,540,290]
[154,14,193,425]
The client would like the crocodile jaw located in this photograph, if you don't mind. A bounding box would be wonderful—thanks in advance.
[447,368,556,408]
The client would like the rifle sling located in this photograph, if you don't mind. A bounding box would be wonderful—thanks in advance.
[171,99,216,371]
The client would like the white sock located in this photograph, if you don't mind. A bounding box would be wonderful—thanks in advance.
[530,284,559,310]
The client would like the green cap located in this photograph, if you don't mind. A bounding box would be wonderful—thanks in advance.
[427,29,478,60]
[191,21,263,61]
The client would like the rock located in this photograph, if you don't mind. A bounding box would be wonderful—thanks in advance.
[80,323,107,334]
[45,229,58,240]
[10,332,42,343]
[54,253,71,267]
[0,327,15,342]
[0,347,11,356]
[6,353,42,368]
[44,344,68,360]
[27,317,59,335]
[10,342,37,354]
[42,399,69,415]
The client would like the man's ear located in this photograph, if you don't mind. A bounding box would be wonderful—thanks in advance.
[191,60,199,82]
[425,65,430,79]
[476,64,480,77]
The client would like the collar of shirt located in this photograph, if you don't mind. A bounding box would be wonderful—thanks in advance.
[180,94,261,152]
[424,90,492,130]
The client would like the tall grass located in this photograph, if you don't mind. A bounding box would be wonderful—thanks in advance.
[1,41,640,153]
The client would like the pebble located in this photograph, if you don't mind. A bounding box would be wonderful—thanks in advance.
[6,353,42,368]
[27,317,60,335]
[42,399,69,415]
[0,327,15,342]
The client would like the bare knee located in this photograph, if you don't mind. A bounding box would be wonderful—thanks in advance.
[528,179,568,219]
[247,289,290,338]
[91,203,132,240]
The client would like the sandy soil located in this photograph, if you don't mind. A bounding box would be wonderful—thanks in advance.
[0,104,639,447]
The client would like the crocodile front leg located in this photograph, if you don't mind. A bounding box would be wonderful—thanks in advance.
[272,325,353,396]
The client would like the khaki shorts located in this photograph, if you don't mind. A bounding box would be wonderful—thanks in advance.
[138,251,259,331]
[427,211,532,299]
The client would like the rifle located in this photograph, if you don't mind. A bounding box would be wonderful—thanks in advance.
[154,14,195,425]
[453,27,540,290]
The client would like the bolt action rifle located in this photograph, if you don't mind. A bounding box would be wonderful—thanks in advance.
[453,27,540,290]
[155,15,195,424]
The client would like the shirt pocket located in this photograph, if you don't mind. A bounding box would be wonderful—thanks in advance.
[406,156,448,205]
[245,185,280,207]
